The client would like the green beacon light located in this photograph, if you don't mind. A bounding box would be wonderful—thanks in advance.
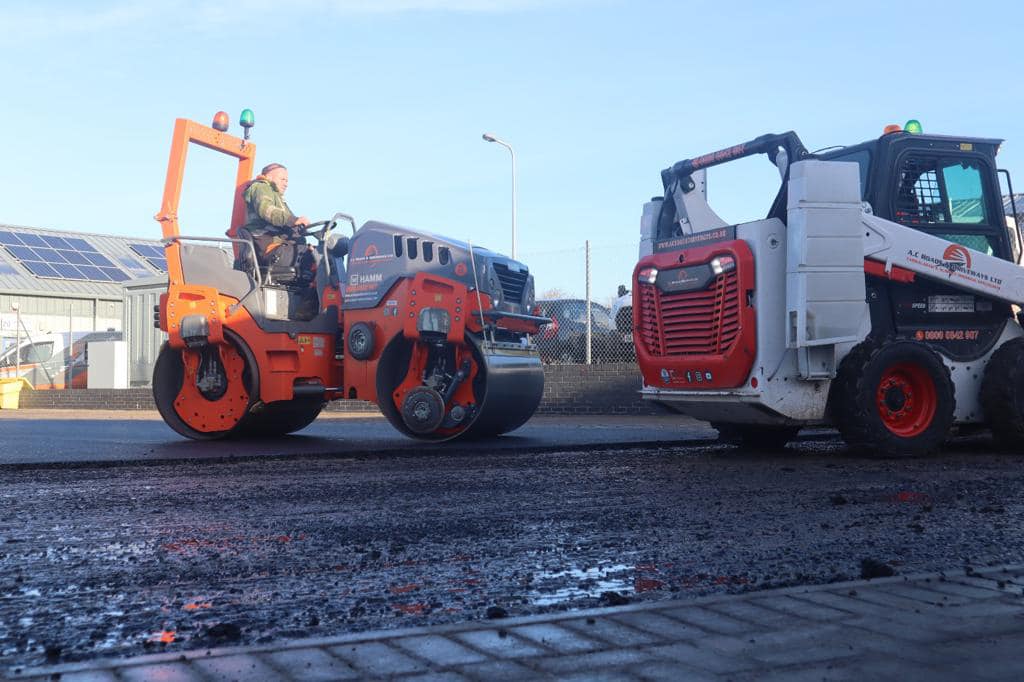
[239,108,255,140]
[905,119,923,135]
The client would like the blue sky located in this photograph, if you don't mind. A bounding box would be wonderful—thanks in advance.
[2,0,1022,299]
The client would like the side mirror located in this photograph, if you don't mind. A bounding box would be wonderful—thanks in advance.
[617,284,628,297]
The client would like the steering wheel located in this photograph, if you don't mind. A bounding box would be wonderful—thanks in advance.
[298,219,333,237]
[295,213,357,240]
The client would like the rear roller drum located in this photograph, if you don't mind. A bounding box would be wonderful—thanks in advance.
[153,330,258,440]
[832,338,954,457]
[376,334,545,441]
[243,399,325,437]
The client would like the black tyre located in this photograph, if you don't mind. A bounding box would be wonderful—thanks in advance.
[713,423,800,450]
[980,337,1024,449]
[833,338,955,457]
[347,322,375,361]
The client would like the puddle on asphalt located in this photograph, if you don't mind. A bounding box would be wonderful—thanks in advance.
[527,563,633,606]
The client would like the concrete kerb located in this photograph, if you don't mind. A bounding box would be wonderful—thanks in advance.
[10,563,1024,679]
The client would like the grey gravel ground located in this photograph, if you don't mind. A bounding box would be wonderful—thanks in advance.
[2,434,1023,670]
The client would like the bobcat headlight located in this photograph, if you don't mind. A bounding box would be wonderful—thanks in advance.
[417,307,451,335]
[638,267,658,285]
[710,256,736,276]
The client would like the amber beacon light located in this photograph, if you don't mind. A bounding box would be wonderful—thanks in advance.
[211,111,230,132]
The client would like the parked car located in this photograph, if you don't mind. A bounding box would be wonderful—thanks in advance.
[611,284,633,343]
[535,299,634,363]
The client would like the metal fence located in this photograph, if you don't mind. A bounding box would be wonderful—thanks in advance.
[521,240,638,365]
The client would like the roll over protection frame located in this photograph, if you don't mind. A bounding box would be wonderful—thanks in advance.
[661,131,810,193]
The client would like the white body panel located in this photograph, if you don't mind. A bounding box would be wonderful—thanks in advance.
[862,212,1024,305]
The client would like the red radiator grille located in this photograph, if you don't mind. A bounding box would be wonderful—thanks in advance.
[637,270,740,357]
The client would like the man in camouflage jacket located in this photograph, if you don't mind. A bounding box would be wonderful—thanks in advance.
[239,163,313,276]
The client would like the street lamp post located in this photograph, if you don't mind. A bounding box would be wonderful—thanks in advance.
[482,133,517,260]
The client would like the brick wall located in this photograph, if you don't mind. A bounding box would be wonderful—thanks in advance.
[16,363,654,415]
[538,362,655,415]
[19,388,156,410]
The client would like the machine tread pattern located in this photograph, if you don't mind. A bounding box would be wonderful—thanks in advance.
[980,337,1024,449]
[832,337,955,457]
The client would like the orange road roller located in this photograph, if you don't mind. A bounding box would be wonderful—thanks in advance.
[152,112,548,441]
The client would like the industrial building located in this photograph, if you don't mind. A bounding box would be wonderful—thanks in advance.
[0,223,167,387]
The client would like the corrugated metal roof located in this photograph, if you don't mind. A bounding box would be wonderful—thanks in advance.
[0,222,165,300]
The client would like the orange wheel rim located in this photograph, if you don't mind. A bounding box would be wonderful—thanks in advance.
[174,344,250,434]
[875,362,936,437]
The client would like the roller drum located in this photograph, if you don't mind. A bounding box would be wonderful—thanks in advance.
[377,335,544,441]
[459,340,545,439]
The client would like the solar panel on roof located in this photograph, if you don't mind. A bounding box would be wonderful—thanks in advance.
[76,265,104,280]
[63,251,89,265]
[118,255,151,278]
[18,233,46,247]
[64,237,93,250]
[23,261,59,277]
[102,267,130,282]
[129,243,168,272]
[83,252,114,267]
[42,235,72,249]
[0,230,130,282]
[7,245,36,261]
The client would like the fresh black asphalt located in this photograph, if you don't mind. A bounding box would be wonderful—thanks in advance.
[2,414,1022,669]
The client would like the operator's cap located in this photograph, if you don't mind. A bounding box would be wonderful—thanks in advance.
[261,163,286,175]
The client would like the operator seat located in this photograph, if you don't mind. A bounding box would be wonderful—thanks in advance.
[233,226,303,286]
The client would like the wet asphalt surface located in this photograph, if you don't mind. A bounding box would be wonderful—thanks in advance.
[3,417,1024,670]
[0,414,718,466]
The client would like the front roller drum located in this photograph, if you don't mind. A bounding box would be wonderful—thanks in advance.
[378,335,545,441]
[458,340,545,439]
[153,330,257,440]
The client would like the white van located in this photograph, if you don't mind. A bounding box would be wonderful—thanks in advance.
[0,331,121,389]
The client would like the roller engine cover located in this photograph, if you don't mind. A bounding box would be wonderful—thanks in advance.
[343,221,535,316]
